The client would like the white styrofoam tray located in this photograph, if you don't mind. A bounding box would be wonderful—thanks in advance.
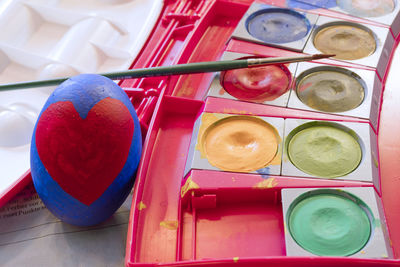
[0,0,163,199]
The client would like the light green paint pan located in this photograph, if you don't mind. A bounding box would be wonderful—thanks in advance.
[287,124,362,178]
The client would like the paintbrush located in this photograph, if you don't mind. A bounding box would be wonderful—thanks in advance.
[0,54,334,91]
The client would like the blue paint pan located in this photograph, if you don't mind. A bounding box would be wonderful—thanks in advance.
[230,2,319,52]
[246,8,311,44]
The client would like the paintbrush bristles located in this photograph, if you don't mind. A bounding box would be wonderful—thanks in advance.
[312,54,336,60]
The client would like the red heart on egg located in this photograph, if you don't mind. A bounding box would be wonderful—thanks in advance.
[35,97,134,205]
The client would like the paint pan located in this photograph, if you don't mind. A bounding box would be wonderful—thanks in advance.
[291,0,400,38]
[295,67,365,112]
[221,59,291,102]
[314,23,376,60]
[206,52,296,107]
[246,8,310,43]
[288,125,362,178]
[304,16,394,79]
[287,62,382,131]
[184,112,284,178]
[282,119,381,192]
[231,2,318,51]
[282,187,392,258]
[287,189,372,256]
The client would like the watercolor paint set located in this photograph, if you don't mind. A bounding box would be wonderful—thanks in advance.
[118,0,400,266]
[1,0,400,266]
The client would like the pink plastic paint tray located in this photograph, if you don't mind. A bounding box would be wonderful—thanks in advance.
[2,0,400,266]
[122,0,400,266]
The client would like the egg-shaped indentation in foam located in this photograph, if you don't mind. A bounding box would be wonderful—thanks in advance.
[38,63,80,94]
[49,17,128,73]
[0,103,39,147]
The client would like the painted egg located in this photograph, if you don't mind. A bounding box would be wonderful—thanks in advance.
[30,74,142,226]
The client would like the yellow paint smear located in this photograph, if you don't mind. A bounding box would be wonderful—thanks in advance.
[372,151,379,168]
[176,78,195,97]
[222,108,252,115]
[283,222,288,235]
[160,220,178,230]
[196,113,223,158]
[253,178,278,189]
[199,115,281,172]
[137,201,147,210]
[181,176,199,198]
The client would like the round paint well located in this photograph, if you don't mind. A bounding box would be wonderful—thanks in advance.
[221,57,292,102]
[313,22,376,60]
[246,8,311,44]
[337,0,395,18]
[287,189,373,256]
[295,66,366,112]
[287,122,362,178]
[202,116,279,172]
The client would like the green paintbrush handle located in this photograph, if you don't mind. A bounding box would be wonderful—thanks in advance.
[0,54,332,91]
[0,59,249,91]
[103,59,249,79]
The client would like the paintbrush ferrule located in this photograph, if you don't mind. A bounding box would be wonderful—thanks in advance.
[247,54,333,67]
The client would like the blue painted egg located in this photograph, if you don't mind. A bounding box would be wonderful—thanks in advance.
[30,74,142,226]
